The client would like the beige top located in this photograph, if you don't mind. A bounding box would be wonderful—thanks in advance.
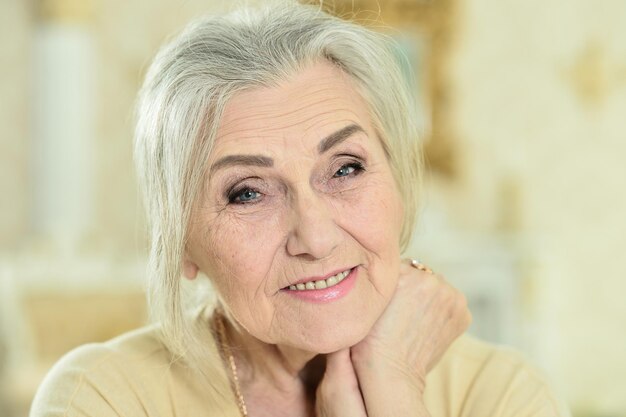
[30,319,571,417]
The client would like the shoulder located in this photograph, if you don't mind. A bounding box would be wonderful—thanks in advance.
[29,325,191,417]
[424,334,571,417]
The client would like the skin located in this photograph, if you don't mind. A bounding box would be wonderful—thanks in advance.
[184,61,471,417]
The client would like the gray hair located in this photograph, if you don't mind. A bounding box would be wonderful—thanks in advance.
[134,0,422,402]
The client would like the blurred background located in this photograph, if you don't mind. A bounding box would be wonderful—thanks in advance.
[1,0,625,416]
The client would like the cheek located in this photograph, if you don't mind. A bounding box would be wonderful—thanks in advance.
[337,175,403,296]
[197,204,289,300]
[336,175,404,250]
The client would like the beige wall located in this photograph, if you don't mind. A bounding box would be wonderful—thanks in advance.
[0,0,31,250]
[446,0,626,412]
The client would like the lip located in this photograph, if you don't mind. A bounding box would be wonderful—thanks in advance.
[283,266,354,288]
[280,266,358,303]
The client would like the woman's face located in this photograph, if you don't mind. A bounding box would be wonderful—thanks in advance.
[186,61,404,353]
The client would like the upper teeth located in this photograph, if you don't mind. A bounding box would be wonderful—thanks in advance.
[288,270,350,291]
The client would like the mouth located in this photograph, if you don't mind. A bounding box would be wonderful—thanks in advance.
[281,267,354,292]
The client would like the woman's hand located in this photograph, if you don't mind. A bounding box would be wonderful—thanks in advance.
[350,260,472,415]
[315,349,367,417]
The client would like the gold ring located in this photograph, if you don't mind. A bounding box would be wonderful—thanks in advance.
[410,259,433,274]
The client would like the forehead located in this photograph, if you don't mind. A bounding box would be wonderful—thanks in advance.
[213,61,374,154]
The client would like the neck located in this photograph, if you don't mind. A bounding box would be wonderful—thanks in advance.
[225,314,324,389]
[220,311,326,413]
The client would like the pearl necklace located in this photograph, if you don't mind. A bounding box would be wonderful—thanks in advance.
[214,311,249,417]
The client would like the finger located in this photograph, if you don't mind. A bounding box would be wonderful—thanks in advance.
[324,349,359,389]
[316,349,367,417]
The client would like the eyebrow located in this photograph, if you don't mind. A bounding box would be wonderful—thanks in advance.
[317,124,365,154]
[210,123,365,174]
[210,154,273,174]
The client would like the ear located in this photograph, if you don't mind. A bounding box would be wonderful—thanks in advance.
[182,256,199,280]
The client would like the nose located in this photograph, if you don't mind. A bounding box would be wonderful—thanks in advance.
[285,188,342,260]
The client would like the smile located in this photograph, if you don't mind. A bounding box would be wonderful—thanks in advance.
[281,267,358,303]
[286,269,350,291]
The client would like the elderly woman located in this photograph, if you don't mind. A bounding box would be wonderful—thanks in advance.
[31,2,570,417]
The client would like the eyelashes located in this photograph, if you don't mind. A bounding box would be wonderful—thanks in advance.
[223,156,367,206]
[224,174,262,204]
[333,161,364,179]
[227,186,261,204]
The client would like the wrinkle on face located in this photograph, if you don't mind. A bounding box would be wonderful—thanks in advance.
[186,60,404,355]
[218,79,356,128]
[215,77,363,151]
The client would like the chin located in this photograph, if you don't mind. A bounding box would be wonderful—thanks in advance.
[313,336,367,354]
[274,275,391,353]
[294,319,374,354]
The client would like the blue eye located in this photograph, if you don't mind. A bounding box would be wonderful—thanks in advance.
[334,162,363,178]
[229,188,261,204]
[335,166,355,177]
